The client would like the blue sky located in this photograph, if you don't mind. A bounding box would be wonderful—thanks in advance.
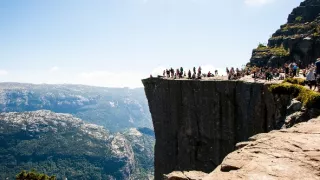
[0,0,301,87]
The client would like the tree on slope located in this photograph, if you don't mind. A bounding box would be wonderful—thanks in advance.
[16,170,56,180]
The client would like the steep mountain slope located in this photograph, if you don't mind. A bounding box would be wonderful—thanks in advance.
[0,83,152,132]
[123,128,155,179]
[0,110,135,180]
[250,0,320,67]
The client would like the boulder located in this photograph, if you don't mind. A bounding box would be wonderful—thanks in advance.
[284,111,305,128]
[164,171,208,180]
[287,98,302,114]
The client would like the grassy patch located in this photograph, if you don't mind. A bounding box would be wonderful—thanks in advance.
[295,16,303,22]
[257,43,268,50]
[283,78,306,85]
[269,83,320,108]
[270,46,289,57]
[254,45,289,57]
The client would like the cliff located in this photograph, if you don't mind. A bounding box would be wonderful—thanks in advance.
[249,0,320,67]
[142,79,294,180]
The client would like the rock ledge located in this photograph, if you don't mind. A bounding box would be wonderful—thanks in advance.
[203,118,320,180]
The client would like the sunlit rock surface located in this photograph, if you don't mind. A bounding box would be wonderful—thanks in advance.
[204,118,320,180]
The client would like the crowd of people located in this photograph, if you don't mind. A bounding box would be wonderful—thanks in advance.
[304,59,320,91]
[151,58,320,92]
[161,66,219,80]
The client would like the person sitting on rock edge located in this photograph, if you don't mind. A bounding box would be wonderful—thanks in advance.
[207,71,212,77]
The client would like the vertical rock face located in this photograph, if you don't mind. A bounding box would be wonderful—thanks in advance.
[142,79,291,180]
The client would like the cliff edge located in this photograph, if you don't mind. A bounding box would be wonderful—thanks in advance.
[142,78,293,180]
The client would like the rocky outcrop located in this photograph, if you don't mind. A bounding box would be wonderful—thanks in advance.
[249,0,320,68]
[203,117,320,180]
[142,78,294,180]
[164,171,208,180]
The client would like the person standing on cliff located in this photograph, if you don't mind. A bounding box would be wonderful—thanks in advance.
[192,72,196,79]
[293,63,298,77]
[315,58,320,91]
[284,63,289,78]
[188,70,191,79]
[193,67,196,75]
[198,66,202,76]
[176,69,180,78]
[306,67,316,90]
[170,68,174,78]
[180,67,183,77]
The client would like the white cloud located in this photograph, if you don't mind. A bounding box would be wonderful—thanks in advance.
[49,66,60,72]
[0,70,8,76]
[244,0,275,6]
[75,71,145,88]
[201,65,227,76]
[151,66,166,77]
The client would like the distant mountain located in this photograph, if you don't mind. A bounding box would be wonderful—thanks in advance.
[0,83,152,132]
[0,83,155,179]
[0,110,154,180]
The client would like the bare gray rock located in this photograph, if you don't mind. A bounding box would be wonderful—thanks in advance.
[287,99,302,114]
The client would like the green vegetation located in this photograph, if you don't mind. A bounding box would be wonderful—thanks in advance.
[257,43,267,49]
[281,23,313,32]
[295,16,303,22]
[313,25,320,37]
[269,35,284,41]
[0,84,155,180]
[255,45,289,57]
[278,21,320,39]
[16,170,56,180]
[270,46,289,57]
[269,82,320,108]
[283,78,306,85]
